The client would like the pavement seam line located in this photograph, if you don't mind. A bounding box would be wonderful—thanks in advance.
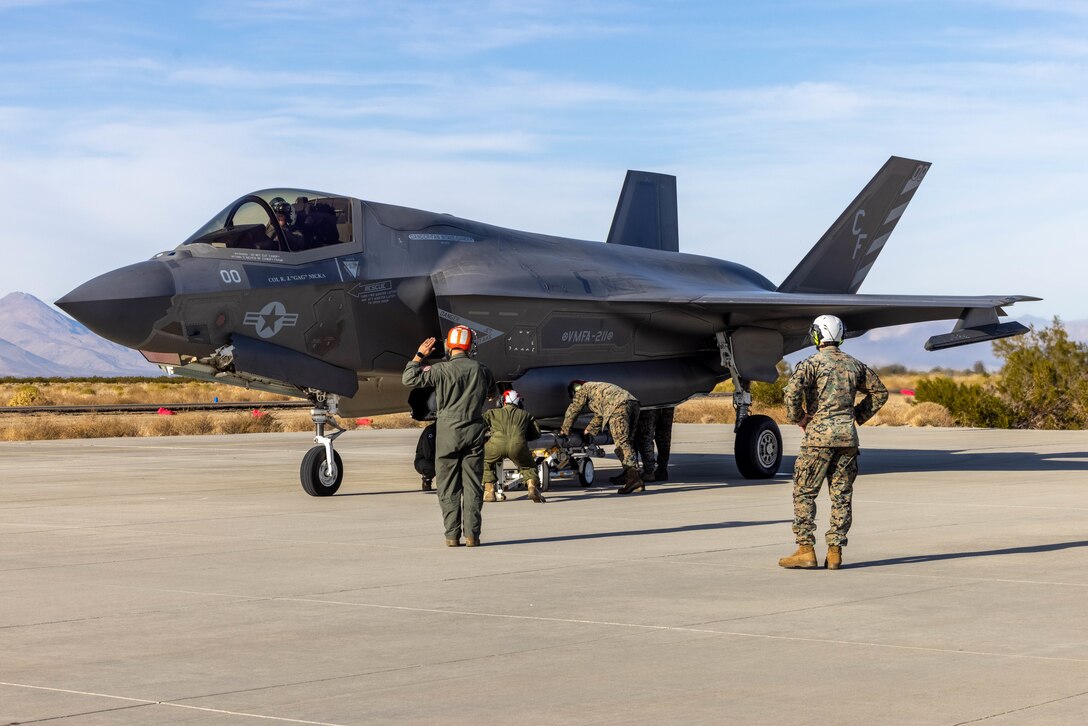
[0,681,346,725]
[279,597,1088,664]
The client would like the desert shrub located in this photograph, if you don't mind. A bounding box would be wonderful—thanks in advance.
[751,362,790,407]
[914,377,1013,428]
[908,401,954,427]
[216,413,283,434]
[992,318,1088,429]
[6,385,52,407]
[173,413,216,436]
[368,413,425,430]
[676,397,734,424]
[869,400,913,427]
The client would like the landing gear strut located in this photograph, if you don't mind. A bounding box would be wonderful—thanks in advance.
[716,332,783,479]
[300,392,345,496]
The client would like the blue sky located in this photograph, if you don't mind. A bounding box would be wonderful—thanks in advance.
[2,0,1086,319]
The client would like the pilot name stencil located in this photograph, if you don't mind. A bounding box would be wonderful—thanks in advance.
[266,272,327,284]
[243,302,299,339]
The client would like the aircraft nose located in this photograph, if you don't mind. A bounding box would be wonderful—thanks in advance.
[56,260,176,349]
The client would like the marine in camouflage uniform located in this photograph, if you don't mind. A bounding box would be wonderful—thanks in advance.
[483,401,545,503]
[634,407,676,482]
[560,381,641,491]
[403,335,496,546]
[782,326,887,569]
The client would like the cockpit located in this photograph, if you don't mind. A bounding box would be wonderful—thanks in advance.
[182,189,353,253]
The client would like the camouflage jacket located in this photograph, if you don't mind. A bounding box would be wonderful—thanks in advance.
[561,381,637,436]
[484,404,541,447]
[784,345,888,447]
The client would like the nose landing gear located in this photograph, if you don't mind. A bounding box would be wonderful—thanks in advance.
[300,392,346,496]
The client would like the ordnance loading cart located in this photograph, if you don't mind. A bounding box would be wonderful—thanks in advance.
[496,431,613,499]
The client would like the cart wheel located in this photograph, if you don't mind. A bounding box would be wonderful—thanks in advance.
[538,462,551,492]
[577,458,594,487]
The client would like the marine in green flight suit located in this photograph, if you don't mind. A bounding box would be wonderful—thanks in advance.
[483,390,545,503]
[402,327,496,547]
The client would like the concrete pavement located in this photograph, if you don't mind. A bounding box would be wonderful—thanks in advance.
[1,424,1086,724]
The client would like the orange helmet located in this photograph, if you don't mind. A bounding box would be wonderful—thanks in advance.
[445,325,474,351]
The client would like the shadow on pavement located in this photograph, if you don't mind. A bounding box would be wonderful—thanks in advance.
[848,539,1088,568]
[495,518,791,546]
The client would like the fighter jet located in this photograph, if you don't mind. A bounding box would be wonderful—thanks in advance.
[57,157,1037,495]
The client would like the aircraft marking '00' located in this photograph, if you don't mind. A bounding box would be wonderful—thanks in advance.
[57,157,1038,495]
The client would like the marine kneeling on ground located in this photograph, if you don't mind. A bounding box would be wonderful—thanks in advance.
[483,389,545,503]
[560,380,642,494]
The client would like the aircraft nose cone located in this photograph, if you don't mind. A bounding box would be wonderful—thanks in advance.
[56,260,175,349]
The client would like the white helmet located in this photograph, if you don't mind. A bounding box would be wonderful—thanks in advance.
[810,314,845,346]
[502,389,522,407]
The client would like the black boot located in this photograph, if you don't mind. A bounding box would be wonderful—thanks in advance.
[654,467,668,482]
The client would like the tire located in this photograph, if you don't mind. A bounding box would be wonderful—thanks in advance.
[734,414,783,479]
[300,445,344,496]
[538,462,551,492]
[577,458,595,487]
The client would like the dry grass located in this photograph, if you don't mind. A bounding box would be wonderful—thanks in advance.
[0,408,427,442]
[0,380,293,407]
[1,371,970,441]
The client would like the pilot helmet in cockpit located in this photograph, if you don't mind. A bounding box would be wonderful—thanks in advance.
[269,197,294,226]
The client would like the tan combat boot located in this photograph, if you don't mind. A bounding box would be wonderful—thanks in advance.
[526,480,547,503]
[445,538,461,547]
[465,536,480,547]
[483,482,497,503]
[825,545,842,570]
[778,544,818,569]
[616,468,645,495]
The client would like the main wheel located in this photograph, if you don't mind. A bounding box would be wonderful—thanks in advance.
[538,462,552,492]
[577,458,595,487]
[734,414,782,479]
[300,445,344,496]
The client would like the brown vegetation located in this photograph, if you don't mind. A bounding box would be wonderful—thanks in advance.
[1,372,969,442]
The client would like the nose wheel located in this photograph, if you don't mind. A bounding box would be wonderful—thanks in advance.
[301,446,344,496]
[300,393,346,496]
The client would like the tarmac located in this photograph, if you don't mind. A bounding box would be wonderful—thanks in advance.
[1,424,1086,725]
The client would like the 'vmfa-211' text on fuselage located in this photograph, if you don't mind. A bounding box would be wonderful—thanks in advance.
[57,157,1038,494]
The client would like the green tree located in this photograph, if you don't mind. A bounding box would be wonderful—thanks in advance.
[993,317,1088,429]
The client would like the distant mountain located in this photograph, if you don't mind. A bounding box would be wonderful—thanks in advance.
[0,292,161,378]
[788,314,1088,372]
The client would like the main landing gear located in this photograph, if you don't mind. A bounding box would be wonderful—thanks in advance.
[300,392,345,496]
[717,333,783,479]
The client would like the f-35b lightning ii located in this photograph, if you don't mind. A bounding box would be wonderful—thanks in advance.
[57,157,1037,495]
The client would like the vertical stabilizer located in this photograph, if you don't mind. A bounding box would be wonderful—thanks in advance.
[778,156,930,294]
[606,170,679,253]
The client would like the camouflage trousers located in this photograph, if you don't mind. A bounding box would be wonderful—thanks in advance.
[634,407,674,470]
[607,400,641,469]
[792,445,858,547]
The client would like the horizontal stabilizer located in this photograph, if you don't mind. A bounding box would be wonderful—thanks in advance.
[925,321,1029,351]
[779,156,931,294]
[924,307,1029,351]
[606,170,679,252]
